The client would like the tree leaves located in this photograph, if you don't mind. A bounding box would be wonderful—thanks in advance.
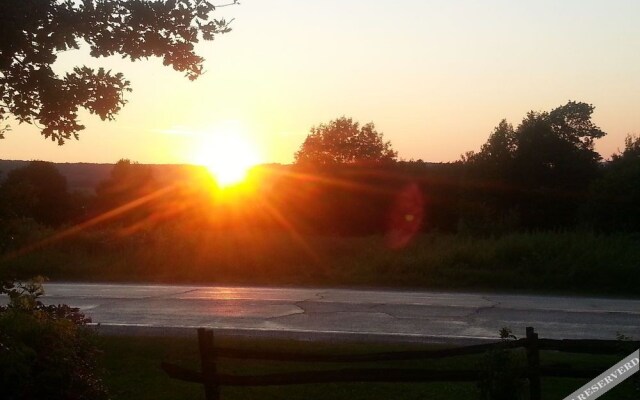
[0,0,235,143]
[294,116,398,166]
[0,278,108,400]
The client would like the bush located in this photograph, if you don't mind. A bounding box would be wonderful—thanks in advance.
[0,278,108,400]
[0,217,52,255]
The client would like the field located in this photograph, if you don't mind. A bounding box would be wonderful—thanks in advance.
[4,230,640,297]
[3,229,640,296]
[97,333,639,400]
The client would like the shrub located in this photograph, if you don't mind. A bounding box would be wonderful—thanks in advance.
[0,278,108,400]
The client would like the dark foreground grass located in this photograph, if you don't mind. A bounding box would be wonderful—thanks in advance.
[97,334,639,400]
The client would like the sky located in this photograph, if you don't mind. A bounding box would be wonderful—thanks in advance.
[2,0,639,165]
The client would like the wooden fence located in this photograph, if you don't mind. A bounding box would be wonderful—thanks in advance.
[161,327,639,400]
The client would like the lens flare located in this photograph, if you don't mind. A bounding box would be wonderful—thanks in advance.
[385,183,424,249]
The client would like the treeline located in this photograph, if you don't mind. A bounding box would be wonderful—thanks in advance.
[0,102,639,252]
[270,102,639,236]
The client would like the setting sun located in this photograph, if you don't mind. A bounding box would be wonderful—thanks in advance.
[192,130,262,187]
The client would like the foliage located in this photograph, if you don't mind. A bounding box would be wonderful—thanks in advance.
[469,119,515,179]
[294,116,397,165]
[0,218,52,256]
[547,101,606,152]
[466,101,605,169]
[0,161,71,227]
[586,134,640,232]
[0,277,108,400]
[0,0,235,143]
[462,101,605,229]
[4,229,639,296]
[614,134,640,161]
[512,107,601,191]
[95,159,158,211]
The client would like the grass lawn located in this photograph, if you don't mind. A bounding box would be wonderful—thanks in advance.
[97,334,639,400]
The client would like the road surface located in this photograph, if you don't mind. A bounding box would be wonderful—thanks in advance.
[35,283,640,343]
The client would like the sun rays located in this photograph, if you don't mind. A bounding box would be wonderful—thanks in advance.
[189,124,262,188]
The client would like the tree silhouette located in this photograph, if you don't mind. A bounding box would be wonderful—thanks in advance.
[469,101,604,171]
[95,159,157,212]
[586,135,640,232]
[612,134,640,162]
[548,101,606,152]
[294,116,397,165]
[512,105,602,192]
[0,0,235,143]
[0,161,71,226]
[463,101,606,229]
[465,119,516,180]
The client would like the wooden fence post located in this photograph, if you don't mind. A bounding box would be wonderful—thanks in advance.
[526,327,541,400]
[198,328,220,400]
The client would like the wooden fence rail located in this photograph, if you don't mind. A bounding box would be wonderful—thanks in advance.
[212,339,527,362]
[161,327,639,400]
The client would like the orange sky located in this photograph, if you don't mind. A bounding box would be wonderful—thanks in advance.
[2,0,639,165]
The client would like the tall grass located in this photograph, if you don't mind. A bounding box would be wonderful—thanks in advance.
[3,228,639,296]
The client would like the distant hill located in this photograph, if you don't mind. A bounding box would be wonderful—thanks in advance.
[0,160,114,193]
[0,160,205,193]
[0,159,447,194]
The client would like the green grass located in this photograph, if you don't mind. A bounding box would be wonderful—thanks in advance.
[97,334,639,400]
[4,229,640,296]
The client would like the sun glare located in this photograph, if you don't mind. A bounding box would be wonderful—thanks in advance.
[193,130,261,188]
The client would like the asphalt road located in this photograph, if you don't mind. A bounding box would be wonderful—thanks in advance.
[36,283,640,343]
